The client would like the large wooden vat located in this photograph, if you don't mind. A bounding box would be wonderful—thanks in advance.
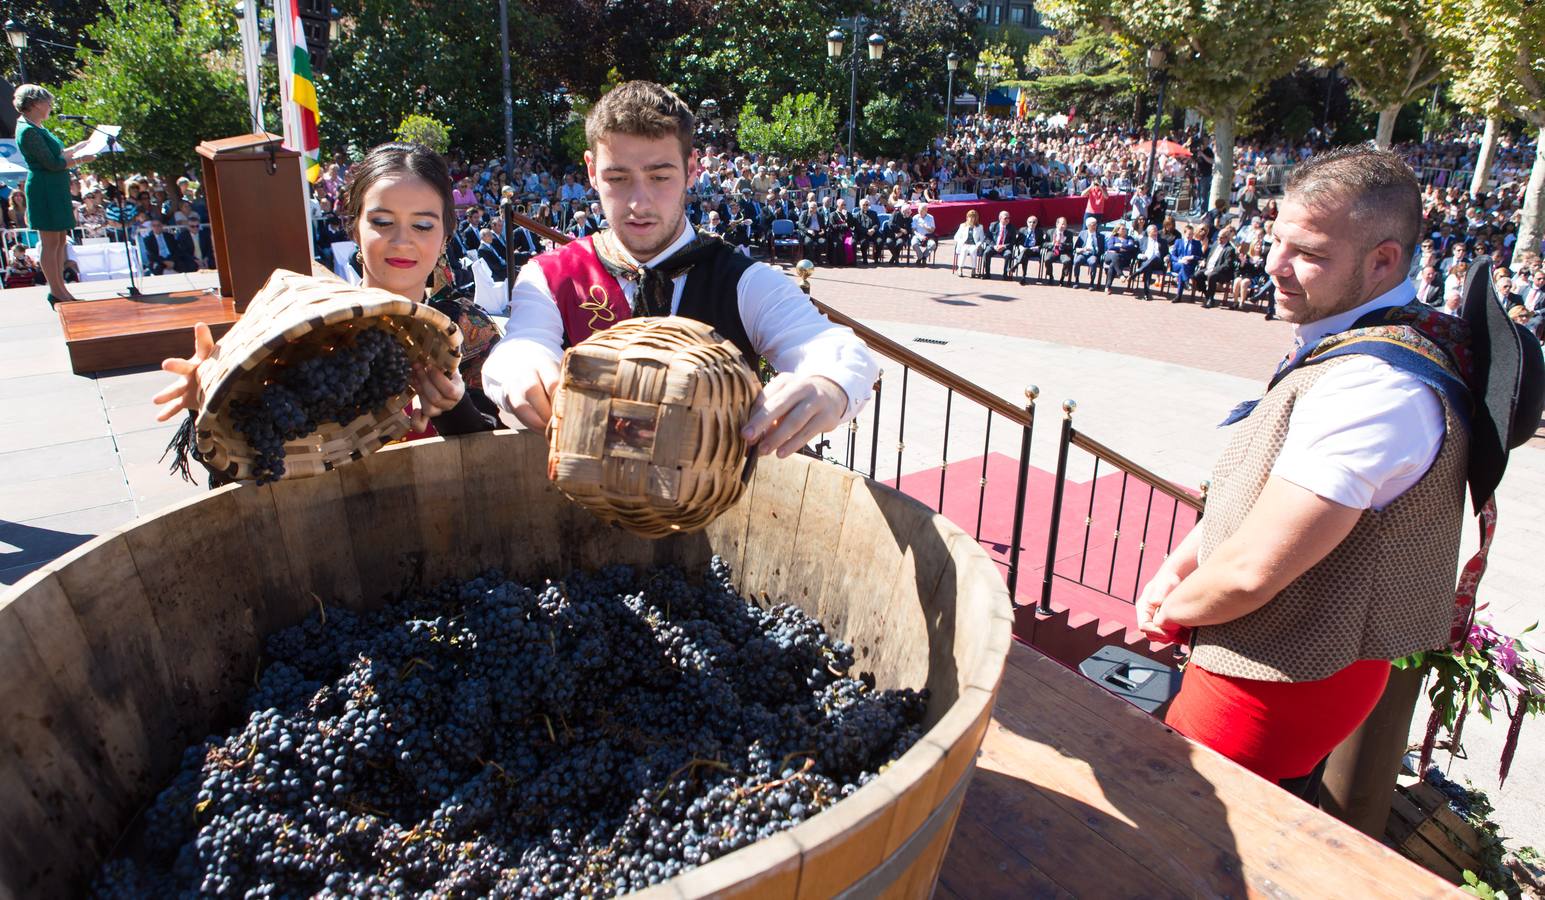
[0,430,1012,898]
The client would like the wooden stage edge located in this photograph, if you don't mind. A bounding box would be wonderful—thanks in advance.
[936,639,1456,898]
[56,290,238,375]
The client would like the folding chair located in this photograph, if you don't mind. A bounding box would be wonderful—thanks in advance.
[769,219,801,262]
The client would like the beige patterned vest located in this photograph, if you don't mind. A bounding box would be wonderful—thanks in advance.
[1189,356,1468,682]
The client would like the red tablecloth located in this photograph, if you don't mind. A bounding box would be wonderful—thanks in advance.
[925,195,1130,235]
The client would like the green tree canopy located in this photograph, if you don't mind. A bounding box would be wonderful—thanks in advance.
[1043,0,1332,207]
[1315,0,1448,149]
[55,0,247,177]
[737,92,837,160]
[1010,27,1140,123]
[1433,0,1545,266]
[396,114,451,155]
[860,92,943,158]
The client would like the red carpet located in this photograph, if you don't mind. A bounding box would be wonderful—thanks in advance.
[888,453,1200,636]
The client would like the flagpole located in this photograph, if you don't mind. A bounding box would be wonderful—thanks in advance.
[272,0,315,251]
[238,0,264,132]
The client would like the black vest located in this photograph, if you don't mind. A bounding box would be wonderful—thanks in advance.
[677,240,757,365]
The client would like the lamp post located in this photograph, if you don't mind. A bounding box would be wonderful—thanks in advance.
[498,0,515,195]
[974,60,985,116]
[826,19,885,163]
[944,51,959,144]
[1144,45,1169,202]
[5,19,27,84]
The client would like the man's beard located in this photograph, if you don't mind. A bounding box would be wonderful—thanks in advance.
[612,197,686,262]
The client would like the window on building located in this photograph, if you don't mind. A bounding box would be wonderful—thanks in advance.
[992,4,1003,23]
[976,4,987,19]
[1010,5,1027,24]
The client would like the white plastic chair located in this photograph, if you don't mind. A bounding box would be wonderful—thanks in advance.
[470,257,509,316]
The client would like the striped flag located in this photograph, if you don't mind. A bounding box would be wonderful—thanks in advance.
[276,0,321,182]
[1015,91,1028,121]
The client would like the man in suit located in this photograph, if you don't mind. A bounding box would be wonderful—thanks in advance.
[184,214,215,270]
[1040,216,1075,285]
[1133,224,1167,300]
[700,210,726,239]
[508,222,545,273]
[722,198,756,257]
[1513,267,1545,314]
[1414,265,1443,306]
[1013,215,1041,285]
[1070,215,1106,289]
[798,199,827,263]
[980,210,1016,280]
[476,228,507,276]
[1168,224,1202,302]
[458,207,485,255]
[143,219,196,274]
[826,198,854,266]
[568,209,601,239]
[853,202,882,265]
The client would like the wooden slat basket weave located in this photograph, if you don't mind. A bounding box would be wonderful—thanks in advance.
[188,269,462,482]
[547,316,762,537]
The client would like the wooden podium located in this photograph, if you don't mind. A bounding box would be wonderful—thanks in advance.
[198,132,313,312]
[57,132,313,374]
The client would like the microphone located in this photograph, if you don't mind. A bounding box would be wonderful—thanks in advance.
[56,114,90,122]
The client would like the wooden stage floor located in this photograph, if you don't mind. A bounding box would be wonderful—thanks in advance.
[935,641,1454,898]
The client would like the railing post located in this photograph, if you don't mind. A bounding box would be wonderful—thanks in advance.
[1039,399,1075,615]
[868,369,883,480]
[1005,385,1039,606]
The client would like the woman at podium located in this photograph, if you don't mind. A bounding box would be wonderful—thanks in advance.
[12,84,95,305]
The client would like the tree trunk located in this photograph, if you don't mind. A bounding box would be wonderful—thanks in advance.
[1511,125,1545,270]
[1374,104,1401,151]
[1208,110,1237,212]
[1471,116,1502,199]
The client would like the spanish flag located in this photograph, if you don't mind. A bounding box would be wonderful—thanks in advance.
[1016,91,1028,121]
[279,0,321,182]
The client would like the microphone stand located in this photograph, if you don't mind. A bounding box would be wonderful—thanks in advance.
[68,116,145,298]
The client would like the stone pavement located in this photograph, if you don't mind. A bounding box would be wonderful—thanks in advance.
[2,255,1541,847]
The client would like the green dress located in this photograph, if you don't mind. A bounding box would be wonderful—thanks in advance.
[16,119,77,232]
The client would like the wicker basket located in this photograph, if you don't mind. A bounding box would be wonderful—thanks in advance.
[547,317,762,537]
[188,269,462,482]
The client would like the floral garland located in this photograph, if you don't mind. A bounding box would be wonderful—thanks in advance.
[1395,614,1545,785]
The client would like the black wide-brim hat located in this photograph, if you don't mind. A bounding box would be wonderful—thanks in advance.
[1462,257,1545,510]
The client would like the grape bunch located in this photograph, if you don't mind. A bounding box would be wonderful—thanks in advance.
[229,326,414,484]
[93,557,927,898]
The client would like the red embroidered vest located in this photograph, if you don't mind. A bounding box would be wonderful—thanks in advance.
[533,236,633,345]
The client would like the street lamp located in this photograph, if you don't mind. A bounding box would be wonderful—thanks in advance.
[827,18,886,164]
[5,19,27,84]
[976,60,1004,116]
[1144,45,1169,202]
[328,5,341,42]
[944,52,960,143]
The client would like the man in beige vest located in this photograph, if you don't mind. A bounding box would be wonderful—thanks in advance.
[1133,148,1541,801]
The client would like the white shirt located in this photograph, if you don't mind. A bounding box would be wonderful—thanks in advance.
[1269,281,1446,511]
[912,214,936,238]
[484,223,878,420]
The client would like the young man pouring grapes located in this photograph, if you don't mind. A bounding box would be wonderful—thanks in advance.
[483,81,877,456]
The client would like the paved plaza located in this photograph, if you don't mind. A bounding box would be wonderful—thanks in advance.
[2,253,1542,846]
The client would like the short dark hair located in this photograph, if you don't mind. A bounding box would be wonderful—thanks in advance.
[585,81,694,164]
[1285,147,1422,266]
[338,142,455,242]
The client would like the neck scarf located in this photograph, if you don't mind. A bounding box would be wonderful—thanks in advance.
[592,228,724,318]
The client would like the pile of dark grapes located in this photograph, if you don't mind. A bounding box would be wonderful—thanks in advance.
[229,326,413,484]
[93,558,927,898]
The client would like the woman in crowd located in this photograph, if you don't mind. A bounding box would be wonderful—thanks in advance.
[75,189,109,240]
[1232,234,1270,311]
[952,208,984,277]
[1101,221,1138,295]
[155,142,502,439]
[13,84,95,305]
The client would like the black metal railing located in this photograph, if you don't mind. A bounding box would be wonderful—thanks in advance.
[1039,399,1206,614]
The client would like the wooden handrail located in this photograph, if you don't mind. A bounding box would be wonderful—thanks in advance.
[1070,429,1204,512]
[506,213,1035,427]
